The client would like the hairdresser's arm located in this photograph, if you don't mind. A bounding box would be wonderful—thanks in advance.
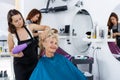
[7,33,24,57]
[113,32,120,37]
[29,24,50,31]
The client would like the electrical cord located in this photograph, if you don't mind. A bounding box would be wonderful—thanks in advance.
[93,47,101,80]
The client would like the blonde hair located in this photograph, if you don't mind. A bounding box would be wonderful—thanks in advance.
[39,28,58,57]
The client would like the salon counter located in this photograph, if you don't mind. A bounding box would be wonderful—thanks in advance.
[82,38,120,80]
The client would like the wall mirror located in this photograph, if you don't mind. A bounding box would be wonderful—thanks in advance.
[71,9,93,55]
[107,4,120,60]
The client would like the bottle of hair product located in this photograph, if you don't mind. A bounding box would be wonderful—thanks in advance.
[0,46,2,53]
[94,25,97,38]
[99,29,104,39]
[92,26,97,39]
[91,29,94,39]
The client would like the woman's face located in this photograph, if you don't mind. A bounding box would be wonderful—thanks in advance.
[11,14,23,28]
[43,37,58,54]
[110,16,117,25]
[31,14,40,22]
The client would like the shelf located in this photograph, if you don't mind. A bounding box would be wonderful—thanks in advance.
[59,33,70,39]
[59,36,69,39]
[71,57,93,64]
[0,52,11,58]
[107,38,115,42]
[82,38,116,42]
[82,38,103,42]
[71,56,93,73]
[71,57,94,80]
[0,77,10,80]
[0,54,13,80]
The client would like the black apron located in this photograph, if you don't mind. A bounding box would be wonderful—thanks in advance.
[112,24,120,48]
[13,27,38,80]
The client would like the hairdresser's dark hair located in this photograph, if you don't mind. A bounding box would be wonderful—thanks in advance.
[7,9,25,33]
[26,8,42,24]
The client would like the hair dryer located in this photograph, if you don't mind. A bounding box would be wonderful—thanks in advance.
[12,41,32,54]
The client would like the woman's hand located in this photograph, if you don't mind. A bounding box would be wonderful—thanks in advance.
[39,27,50,39]
[112,33,118,38]
[11,52,24,58]
[40,31,48,40]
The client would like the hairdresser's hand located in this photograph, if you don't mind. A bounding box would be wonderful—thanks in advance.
[45,26,50,31]
[112,33,117,38]
[12,52,24,58]
[40,31,47,40]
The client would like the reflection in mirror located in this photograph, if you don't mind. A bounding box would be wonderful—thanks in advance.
[107,4,120,60]
[71,9,93,55]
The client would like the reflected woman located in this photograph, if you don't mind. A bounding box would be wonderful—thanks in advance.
[107,12,120,54]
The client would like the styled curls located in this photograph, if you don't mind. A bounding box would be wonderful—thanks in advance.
[39,28,58,57]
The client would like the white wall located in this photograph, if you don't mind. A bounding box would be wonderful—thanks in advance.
[19,0,46,18]
[0,1,14,37]
[113,4,120,20]
[83,0,120,27]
